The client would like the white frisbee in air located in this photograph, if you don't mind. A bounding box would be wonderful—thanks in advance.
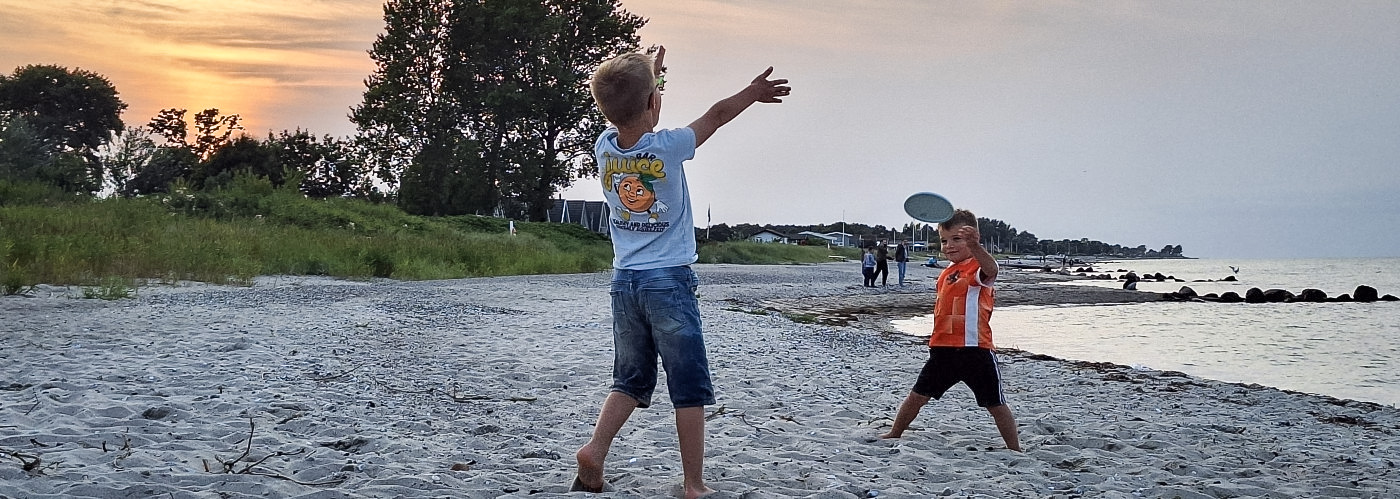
[903,192,955,223]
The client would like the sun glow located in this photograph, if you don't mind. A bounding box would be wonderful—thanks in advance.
[0,0,381,136]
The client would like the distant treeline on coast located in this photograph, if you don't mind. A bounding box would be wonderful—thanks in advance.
[697,219,1184,259]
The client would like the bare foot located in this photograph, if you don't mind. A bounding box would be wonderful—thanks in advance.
[878,432,902,439]
[572,444,605,492]
[684,484,716,499]
[672,483,716,499]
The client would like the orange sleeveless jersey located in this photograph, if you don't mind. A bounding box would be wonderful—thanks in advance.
[929,258,996,349]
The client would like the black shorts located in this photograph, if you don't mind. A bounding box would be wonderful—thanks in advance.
[912,347,1006,408]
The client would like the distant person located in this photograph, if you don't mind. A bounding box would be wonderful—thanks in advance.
[923,255,941,268]
[862,246,877,287]
[1123,271,1139,291]
[574,46,790,498]
[875,240,890,286]
[894,240,909,285]
[880,209,1021,452]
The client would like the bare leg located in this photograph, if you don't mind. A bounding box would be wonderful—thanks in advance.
[574,392,638,491]
[987,404,1021,451]
[675,406,714,499]
[879,391,930,438]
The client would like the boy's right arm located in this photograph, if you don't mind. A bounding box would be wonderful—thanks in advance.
[688,67,790,148]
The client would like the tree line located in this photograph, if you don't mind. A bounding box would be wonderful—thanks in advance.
[703,220,1185,258]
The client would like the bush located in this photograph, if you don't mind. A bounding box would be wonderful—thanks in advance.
[698,241,840,265]
[0,179,74,207]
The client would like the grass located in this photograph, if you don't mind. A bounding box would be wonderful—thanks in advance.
[0,177,864,296]
[698,241,856,264]
[81,276,137,300]
[0,178,614,294]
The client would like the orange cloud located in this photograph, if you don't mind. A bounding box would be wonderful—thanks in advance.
[0,0,381,136]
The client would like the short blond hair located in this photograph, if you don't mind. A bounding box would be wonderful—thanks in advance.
[590,53,655,126]
[938,209,978,231]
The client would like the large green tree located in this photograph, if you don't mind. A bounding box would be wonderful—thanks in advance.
[0,65,126,155]
[0,65,127,192]
[353,0,645,219]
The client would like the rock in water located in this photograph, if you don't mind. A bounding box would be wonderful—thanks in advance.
[1354,285,1379,302]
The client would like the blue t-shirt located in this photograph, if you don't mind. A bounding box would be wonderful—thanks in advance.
[595,127,698,270]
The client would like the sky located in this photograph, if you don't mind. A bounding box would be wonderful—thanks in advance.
[3,1,1397,259]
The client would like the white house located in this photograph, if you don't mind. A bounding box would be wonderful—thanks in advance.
[748,229,793,244]
[822,232,856,247]
[798,231,838,246]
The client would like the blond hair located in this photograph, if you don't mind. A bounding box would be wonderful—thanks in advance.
[590,53,655,126]
[938,209,978,231]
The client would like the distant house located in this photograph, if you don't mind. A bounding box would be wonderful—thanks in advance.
[546,199,609,235]
[798,231,838,246]
[822,231,856,247]
[748,229,794,244]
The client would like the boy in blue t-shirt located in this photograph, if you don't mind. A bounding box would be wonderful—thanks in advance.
[572,46,790,498]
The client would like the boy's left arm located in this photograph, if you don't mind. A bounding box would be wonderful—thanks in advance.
[962,225,999,283]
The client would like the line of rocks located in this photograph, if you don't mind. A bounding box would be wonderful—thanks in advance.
[1163,284,1399,303]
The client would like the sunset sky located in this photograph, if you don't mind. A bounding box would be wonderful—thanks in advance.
[3,1,1397,258]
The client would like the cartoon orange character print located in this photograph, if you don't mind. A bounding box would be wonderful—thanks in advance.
[611,173,668,221]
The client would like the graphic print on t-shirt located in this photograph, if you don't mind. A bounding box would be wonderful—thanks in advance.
[602,151,671,232]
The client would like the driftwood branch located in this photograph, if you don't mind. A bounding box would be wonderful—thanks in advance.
[307,362,372,382]
[702,405,777,434]
[1,447,43,472]
[208,417,344,486]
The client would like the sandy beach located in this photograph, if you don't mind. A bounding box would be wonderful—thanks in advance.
[2,262,1397,498]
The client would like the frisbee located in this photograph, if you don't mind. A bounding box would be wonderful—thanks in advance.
[903,192,955,223]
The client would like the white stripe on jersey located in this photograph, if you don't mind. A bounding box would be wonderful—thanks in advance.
[963,285,980,347]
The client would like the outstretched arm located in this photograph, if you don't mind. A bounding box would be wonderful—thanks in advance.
[688,67,790,148]
[962,225,999,283]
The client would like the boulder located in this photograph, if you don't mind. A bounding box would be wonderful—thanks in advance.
[1383,294,1398,301]
[1245,288,1265,303]
[1333,294,1353,302]
[1221,275,1237,282]
[1163,286,1199,302]
[1297,289,1328,302]
[1354,285,1379,302]
[1262,289,1296,303]
[1219,291,1243,303]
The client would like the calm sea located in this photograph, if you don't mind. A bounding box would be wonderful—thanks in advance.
[892,258,1400,407]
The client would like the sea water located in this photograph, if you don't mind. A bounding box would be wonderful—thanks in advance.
[892,258,1400,407]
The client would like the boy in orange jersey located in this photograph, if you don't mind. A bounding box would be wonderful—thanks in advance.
[879,209,1021,451]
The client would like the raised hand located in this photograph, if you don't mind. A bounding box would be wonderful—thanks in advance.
[958,225,982,249]
[749,67,791,103]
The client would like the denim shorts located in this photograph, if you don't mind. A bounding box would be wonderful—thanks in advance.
[609,266,714,409]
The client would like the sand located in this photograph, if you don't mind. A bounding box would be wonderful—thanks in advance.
[1,262,1397,498]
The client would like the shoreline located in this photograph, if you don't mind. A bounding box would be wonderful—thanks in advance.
[2,263,1398,497]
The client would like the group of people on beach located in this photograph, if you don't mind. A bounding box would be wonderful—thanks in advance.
[575,46,1019,497]
[861,240,912,287]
